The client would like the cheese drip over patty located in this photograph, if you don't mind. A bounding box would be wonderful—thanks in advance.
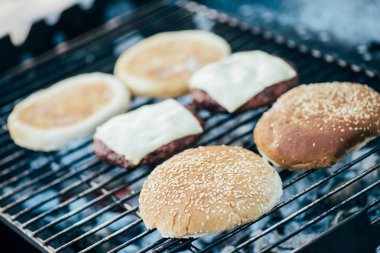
[94,99,203,165]
[190,51,296,113]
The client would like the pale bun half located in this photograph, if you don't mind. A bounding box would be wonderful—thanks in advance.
[139,146,283,238]
[8,73,130,151]
[114,30,230,97]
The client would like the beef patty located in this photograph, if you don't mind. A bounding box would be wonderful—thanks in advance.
[93,106,204,169]
[191,60,298,113]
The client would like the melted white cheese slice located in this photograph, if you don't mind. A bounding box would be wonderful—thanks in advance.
[94,99,203,165]
[189,51,296,113]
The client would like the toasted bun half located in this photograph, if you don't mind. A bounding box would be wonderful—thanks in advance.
[139,146,283,238]
[254,82,380,170]
[8,73,130,151]
[114,30,230,97]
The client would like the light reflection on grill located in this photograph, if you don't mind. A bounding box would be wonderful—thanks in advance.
[0,1,379,253]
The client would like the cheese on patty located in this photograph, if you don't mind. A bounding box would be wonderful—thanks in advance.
[94,99,203,165]
[189,51,296,113]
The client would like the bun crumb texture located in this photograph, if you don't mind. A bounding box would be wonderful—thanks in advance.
[254,82,380,170]
[139,146,282,238]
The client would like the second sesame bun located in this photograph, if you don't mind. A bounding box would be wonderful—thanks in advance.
[254,82,380,170]
[114,30,230,98]
[139,146,283,238]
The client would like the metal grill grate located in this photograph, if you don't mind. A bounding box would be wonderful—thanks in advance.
[0,1,379,253]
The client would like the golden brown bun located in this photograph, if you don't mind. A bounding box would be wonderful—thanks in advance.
[8,73,130,151]
[114,30,230,97]
[254,82,380,170]
[139,146,283,238]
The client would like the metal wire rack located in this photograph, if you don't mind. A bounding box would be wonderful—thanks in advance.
[0,1,379,252]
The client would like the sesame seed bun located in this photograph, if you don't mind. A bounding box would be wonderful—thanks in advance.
[139,146,283,238]
[254,82,380,170]
[114,30,230,97]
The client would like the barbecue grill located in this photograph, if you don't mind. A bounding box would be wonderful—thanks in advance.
[0,1,379,252]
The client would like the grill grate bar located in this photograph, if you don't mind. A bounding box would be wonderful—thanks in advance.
[199,111,265,145]
[164,144,380,252]
[135,238,169,253]
[189,245,201,252]
[0,138,93,180]
[16,163,111,223]
[55,204,140,252]
[226,163,380,252]
[0,159,32,181]
[107,229,156,253]
[372,213,380,225]
[45,191,140,244]
[0,159,51,189]
[226,128,257,146]
[258,194,380,253]
[0,150,28,168]
[154,239,185,253]
[32,170,148,235]
[0,142,24,157]
[16,163,110,221]
[0,153,93,201]
[198,113,239,133]
[79,218,145,253]
[0,141,93,189]
[2,159,101,212]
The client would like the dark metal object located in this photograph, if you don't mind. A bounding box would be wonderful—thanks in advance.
[0,1,379,252]
[200,0,380,77]
[295,209,379,253]
[0,0,109,73]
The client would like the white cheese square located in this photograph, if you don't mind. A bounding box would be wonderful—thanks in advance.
[94,99,203,165]
[189,51,296,113]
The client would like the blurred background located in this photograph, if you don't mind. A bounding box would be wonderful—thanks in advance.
[1,0,380,74]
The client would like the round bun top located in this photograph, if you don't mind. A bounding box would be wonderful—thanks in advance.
[272,82,379,129]
[254,82,380,170]
[139,146,282,238]
[114,30,230,97]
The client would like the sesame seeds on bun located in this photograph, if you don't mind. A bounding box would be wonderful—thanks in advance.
[139,146,283,238]
[254,82,380,170]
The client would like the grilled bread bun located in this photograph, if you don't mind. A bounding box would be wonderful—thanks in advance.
[139,146,283,238]
[114,30,230,97]
[254,82,380,170]
[8,73,130,151]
